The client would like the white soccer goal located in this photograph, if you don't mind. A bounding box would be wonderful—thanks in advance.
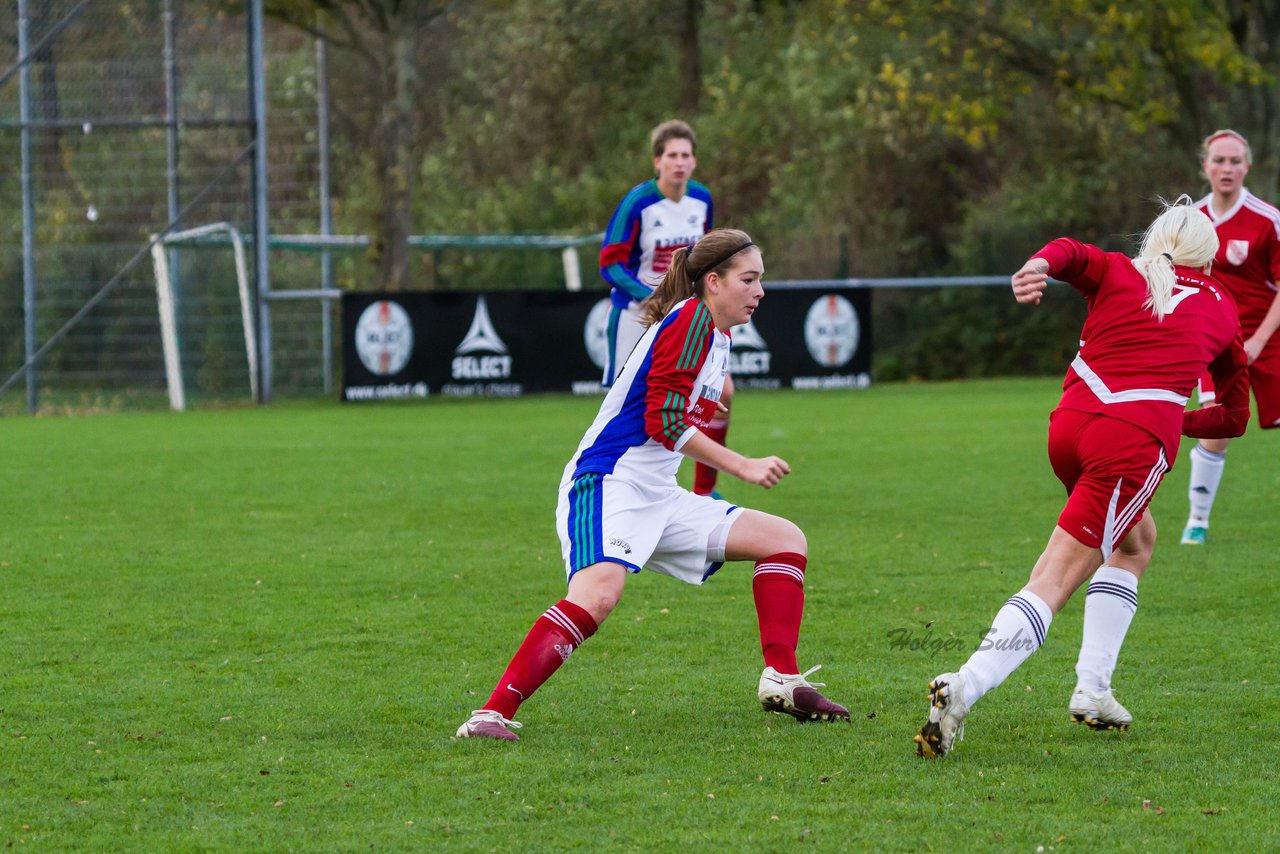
[149,229,602,409]
[151,222,258,411]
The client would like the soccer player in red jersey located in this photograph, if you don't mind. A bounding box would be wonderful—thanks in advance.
[599,120,732,498]
[914,200,1250,758]
[458,230,849,741]
[1181,129,1280,545]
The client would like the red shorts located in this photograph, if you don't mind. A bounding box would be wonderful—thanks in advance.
[1047,409,1170,555]
[1199,363,1280,428]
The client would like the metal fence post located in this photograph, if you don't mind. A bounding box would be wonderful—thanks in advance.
[18,0,37,414]
[248,0,271,402]
[317,35,334,394]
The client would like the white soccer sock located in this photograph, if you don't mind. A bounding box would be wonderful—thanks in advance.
[959,589,1053,708]
[1186,444,1227,526]
[1074,566,1138,692]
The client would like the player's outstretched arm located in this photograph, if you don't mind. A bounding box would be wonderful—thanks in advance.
[679,430,790,488]
[1011,257,1051,305]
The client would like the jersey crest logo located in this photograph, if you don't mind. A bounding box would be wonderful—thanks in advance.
[455,296,509,355]
[729,320,771,375]
[1227,239,1249,266]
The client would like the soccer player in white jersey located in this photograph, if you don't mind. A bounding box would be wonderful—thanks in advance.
[915,200,1249,758]
[458,229,849,741]
[599,120,733,498]
[1182,129,1280,545]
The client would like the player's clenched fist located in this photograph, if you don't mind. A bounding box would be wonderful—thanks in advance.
[739,455,791,488]
[1011,258,1050,304]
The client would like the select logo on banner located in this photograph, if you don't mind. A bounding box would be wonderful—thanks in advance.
[443,296,522,397]
[452,296,511,378]
[729,320,780,390]
[343,286,870,401]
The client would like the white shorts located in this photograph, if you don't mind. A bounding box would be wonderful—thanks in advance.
[556,473,744,585]
[604,302,649,387]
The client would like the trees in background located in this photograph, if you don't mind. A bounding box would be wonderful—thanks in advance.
[263,0,455,291]
[247,0,1279,376]
[8,1,1277,377]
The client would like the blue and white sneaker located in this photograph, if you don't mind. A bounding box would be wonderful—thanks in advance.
[1180,525,1208,545]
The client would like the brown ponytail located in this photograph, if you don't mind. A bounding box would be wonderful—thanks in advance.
[640,228,755,327]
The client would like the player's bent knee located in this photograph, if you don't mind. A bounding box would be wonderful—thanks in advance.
[725,510,807,561]
[776,519,807,557]
[567,561,628,623]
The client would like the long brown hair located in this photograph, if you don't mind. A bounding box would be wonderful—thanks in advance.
[640,228,756,327]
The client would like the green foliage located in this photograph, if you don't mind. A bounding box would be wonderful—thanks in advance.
[8,0,1280,390]
[3,384,1277,848]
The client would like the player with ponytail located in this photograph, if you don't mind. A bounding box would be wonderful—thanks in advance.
[599,121,736,499]
[914,199,1250,759]
[458,228,850,741]
[1131,197,1220,320]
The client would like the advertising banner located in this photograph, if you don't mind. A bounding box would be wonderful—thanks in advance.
[341,288,870,401]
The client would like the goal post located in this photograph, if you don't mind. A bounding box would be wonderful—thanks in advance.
[150,229,603,409]
[151,222,258,411]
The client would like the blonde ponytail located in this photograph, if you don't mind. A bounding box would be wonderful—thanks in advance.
[1136,196,1219,320]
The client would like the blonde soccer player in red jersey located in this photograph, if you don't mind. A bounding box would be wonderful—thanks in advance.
[915,199,1250,758]
[1182,129,1280,545]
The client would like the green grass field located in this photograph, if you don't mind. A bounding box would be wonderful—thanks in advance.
[3,380,1276,851]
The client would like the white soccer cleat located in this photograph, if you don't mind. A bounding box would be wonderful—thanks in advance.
[1069,685,1132,731]
[455,709,523,741]
[914,671,970,758]
[758,665,850,722]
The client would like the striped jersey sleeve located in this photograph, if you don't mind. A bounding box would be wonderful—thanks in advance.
[599,182,660,301]
[643,300,715,450]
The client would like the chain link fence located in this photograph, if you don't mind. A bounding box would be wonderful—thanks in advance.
[0,0,329,414]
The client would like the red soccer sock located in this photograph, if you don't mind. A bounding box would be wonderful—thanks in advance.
[752,552,806,674]
[693,415,730,495]
[482,599,598,719]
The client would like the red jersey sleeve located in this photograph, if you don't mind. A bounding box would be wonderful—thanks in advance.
[643,301,715,450]
[1035,237,1110,296]
[1183,334,1251,439]
[1267,217,1280,287]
